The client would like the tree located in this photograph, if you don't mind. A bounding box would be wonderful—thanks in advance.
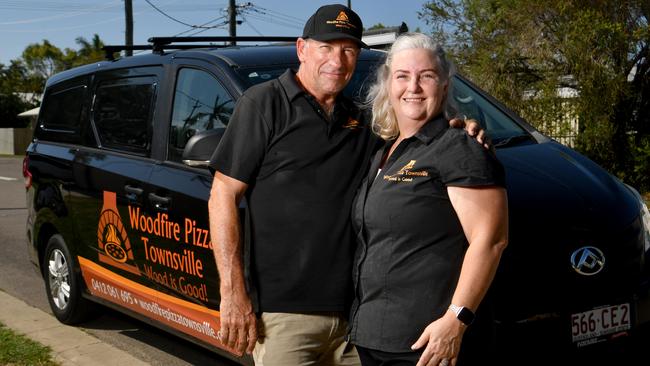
[20,34,106,85]
[0,62,36,127]
[70,34,106,66]
[0,60,40,98]
[21,40,66,81]
[14,34,107,95]
[420,0,650,191]
[0,34,108,125]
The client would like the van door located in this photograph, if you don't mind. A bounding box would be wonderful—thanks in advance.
[144,64,236,351]
[34,75,91,254]
[70,67,162,304]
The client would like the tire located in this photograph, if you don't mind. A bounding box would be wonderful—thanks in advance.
[43,234,96,324]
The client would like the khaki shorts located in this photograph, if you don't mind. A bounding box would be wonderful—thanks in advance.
[253,312,360,366]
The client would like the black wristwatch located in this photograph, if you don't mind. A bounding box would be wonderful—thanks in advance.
[448,304,476,326]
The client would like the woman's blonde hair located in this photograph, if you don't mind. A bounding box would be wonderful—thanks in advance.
[367,32,456,140]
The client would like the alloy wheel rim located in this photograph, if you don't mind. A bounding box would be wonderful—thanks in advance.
[48,249,70,310]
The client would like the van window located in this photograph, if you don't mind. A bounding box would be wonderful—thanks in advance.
[93,77,156,155]
[236,59,376,101]
[451,77,527,142]
[38,84,86,142]
[168,68,234,162]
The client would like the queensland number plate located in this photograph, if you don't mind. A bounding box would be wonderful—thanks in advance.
[571,303,631,343]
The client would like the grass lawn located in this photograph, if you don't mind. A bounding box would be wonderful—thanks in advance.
[0,322,59,366]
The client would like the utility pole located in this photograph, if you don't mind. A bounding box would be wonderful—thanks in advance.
[229,0,236,45]
[125,0,133,56]
[348,0,351,9]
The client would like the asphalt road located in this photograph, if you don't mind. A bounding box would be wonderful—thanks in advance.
[0,155,241,366]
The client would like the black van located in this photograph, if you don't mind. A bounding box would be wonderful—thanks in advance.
[24,37,650,364]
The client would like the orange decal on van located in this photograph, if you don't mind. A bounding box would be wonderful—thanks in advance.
[78,257,239,355]
[97,191,140,275]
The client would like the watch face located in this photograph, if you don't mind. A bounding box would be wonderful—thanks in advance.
[458,307,476,325]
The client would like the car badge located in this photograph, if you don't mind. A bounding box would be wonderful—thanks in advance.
[570,246,605,276]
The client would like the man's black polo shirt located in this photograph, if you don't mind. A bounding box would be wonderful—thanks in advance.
[210,69,377,313]
[349,115,505,352]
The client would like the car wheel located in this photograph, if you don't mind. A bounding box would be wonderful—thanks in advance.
[43,234,95,324]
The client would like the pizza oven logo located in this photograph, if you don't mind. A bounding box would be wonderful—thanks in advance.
[327,11,357,30]
[102,224,128,263]
[97,191,140,275]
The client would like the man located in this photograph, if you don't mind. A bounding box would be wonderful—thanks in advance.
[208,4,486,365]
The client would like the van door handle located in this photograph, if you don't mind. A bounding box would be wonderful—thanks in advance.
[124,185,143,201]
[148,192,171,210]
[124,185,143,195]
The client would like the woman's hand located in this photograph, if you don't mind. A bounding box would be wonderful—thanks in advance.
[411,311,466,366]
[448,117,492,151]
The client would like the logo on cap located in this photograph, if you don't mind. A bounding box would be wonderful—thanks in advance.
[327,11,356,30]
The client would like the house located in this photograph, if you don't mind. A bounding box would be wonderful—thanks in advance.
[362,22,409,50]
[0,106,37,155]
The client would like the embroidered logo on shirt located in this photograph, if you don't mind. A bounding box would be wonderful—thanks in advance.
[383,160,429,182]
[342,117,361,130]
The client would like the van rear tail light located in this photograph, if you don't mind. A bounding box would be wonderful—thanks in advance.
[22,156,32,189]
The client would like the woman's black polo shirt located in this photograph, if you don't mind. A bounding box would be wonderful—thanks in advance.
[209,69,377,313]
[349,115,505,352]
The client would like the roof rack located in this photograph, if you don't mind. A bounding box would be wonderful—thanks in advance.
[102,36,298,61]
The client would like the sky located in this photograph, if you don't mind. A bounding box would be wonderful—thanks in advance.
[0,0,430,65]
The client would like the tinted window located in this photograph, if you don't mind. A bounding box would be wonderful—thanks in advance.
[451,77,527,142]
[168,68,234,162]
[236,60,528,144]
[40,85,86,134]
[93,77,156,155]
[239,67,286,87]
[236,60,377,101]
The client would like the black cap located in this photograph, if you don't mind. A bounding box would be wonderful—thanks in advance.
[302,4,368,48]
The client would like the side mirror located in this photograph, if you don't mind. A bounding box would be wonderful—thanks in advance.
[181,128,225,168]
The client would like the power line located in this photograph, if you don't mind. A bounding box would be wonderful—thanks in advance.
[0,15,125,32]
[238,4,304,30]
[240,12,302,30]
[0,0,123,25]
[253,6,305,23]
[0,1,226,12]
[185,23,228,37]
[173,16,228,37]
[2,1,304,33]
[143,0,224,29]
[240,14,263,36]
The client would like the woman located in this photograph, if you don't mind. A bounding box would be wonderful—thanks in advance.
[348,33,509,366]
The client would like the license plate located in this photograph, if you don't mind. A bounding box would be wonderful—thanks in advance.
[571,303,631,344]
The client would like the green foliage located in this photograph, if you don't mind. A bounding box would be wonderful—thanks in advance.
[368,22,387,30]
[629,135,650,192]
[0,61,41,99]
[0,34,106,122]
[0,61,38,127]
[21,40,65,81]
[20,35,106,89]
[0,323,59,366]
[420,0,650,192]
[70,34,106,67]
